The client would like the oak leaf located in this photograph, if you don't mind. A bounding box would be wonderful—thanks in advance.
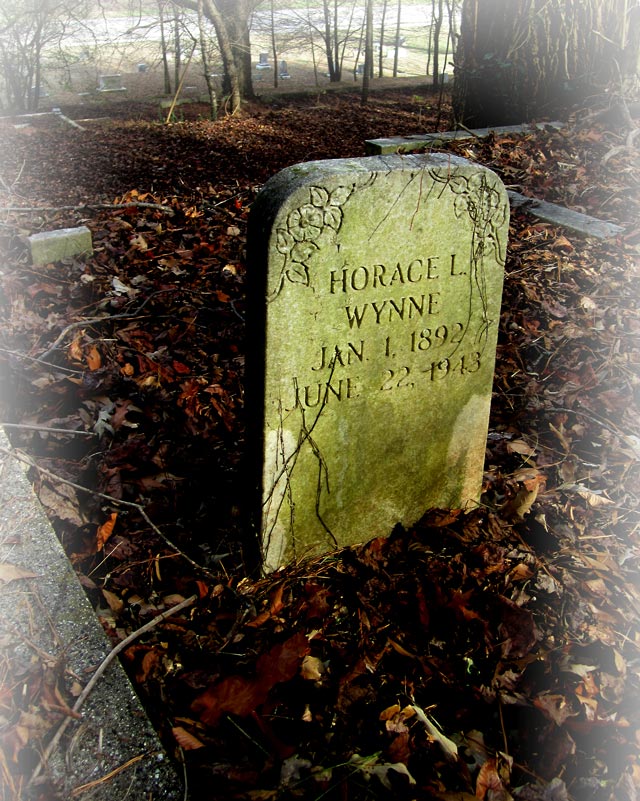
[172,726,205,750]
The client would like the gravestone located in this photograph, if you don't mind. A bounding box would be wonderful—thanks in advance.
[248,154,508,571]
[98,74,126,92]
[29,226,93,264]
[257,53,271,70]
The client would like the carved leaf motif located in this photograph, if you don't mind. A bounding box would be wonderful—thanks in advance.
[323,206,343,231]
[276,228,294,255]
[286,262,309,285]
[454,193,470,218]
[447,175,470,195]
[329,186,351,206]
[291,241,317,262]
[310,186,329,208]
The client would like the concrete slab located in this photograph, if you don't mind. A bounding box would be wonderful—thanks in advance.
[507,191,624,240]
[29,226,93,265]
[0,428,182,800]
[364,122,565,155]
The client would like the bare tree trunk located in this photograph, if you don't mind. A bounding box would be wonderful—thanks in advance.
[353,15,365,80]
[176,0,254,110]
[270,0,278,88]
[159,2,172,94]
[362,0,373,103]
[322,0,339,80]
[197,0,217,119]
[307,0,320,85]
[173,2,182,94]
[432,0,443,86]
[333,0,339,77]
[378,0,388,77]
[426,9,433,75]
[201,0,243,111]
[393,0,402,77]
[623,4,640,79]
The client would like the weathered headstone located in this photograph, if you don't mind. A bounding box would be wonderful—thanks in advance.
[98,74,126,92]
[257,53,271,70]
[29,225,93,264]
[248,154,508,571]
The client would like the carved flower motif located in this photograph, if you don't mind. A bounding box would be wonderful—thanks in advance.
[288,204,323,242]
[270,183,353,300]
[308,185,352,230]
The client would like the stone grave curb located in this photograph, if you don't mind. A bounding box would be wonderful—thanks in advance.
[506,191,624,240]
[0,427,182,800]
[28,226,93,265]
[364,122,565,155]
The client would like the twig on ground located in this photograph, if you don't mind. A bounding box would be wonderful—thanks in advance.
[35,289,178,363]
[70,753,149,797]
[0,346,85,374]
[0,160,25,194]
[1,201,174,215]
[31,594,197,786]
[0,422,97,437]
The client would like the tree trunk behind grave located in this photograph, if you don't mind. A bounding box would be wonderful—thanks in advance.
[361,0,373,103]
[431,0,444,87]
[322,0,341,81]
[158,1,172,94]
[452,0,629,127]
[378,0,387,77]
[178,0,254,111]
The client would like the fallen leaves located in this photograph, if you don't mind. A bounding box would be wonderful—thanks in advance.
[192,631,311,726]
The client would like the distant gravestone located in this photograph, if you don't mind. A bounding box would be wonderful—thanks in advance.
[257,53,271,70]
[248,154,508,571]
[98,74,126,92]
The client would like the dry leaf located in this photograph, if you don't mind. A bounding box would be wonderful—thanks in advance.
[96,512,118,550]
[68,335,84,363]
[300,655,324,681]
[172,726,205,750]
[561,483,615,506]
[504,485,539,519]
[506,439,536,457]
[37,481,86,526]
[101,588,124,614]
[85,345,102,371]
[0,563,38,583]
[379,704,401,721]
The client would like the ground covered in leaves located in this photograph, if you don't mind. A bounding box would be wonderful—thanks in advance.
[0,87,639,801]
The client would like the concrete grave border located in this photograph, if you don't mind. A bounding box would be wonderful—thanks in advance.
[0,427,182,800]
[365,122,565,155]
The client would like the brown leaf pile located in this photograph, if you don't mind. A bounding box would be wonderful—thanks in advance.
[0,88,638,801]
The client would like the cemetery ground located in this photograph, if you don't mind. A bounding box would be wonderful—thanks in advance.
[0,87,639,801]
